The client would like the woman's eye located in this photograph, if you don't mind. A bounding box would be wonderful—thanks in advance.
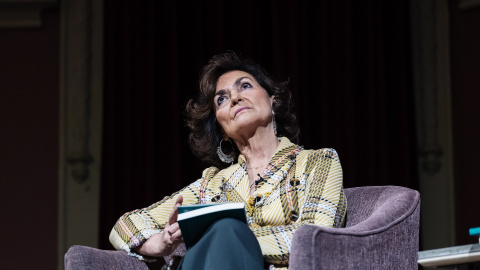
[241,82,252,89]
[217,96,226,106]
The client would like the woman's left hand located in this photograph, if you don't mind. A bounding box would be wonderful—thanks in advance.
[165,195,184,242]
[134,195,184,257]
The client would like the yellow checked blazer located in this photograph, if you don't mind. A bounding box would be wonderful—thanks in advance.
[110,137,347,269]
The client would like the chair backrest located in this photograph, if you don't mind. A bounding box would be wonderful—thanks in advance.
[343,185,420,229]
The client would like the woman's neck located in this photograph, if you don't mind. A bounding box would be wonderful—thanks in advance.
[232,129,279,195]
[234,131,279,168]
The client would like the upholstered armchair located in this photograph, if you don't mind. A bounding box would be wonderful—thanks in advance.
[65,186,420,270]
[289,185,421,270]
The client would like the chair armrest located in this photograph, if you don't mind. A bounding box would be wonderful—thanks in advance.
[65,245,164,270]
[289,191,420,270]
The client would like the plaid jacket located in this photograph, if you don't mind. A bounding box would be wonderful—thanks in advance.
[110,137,347,269]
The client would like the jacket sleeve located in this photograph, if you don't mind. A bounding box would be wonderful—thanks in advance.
[250,149,347,266]
[108,166,219,256]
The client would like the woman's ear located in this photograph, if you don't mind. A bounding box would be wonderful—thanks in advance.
[270,95,275,106]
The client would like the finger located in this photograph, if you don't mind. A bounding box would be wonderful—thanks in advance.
[168,222,180,234]
[168,195,183,225]
[164,229,178,246]
[171,229,183,242]
[170,223,182,237]
[166,221,182,240]
[174,195,183,208]
[163,227,172,239]
[170,233,184,244]
[172,229,182,239]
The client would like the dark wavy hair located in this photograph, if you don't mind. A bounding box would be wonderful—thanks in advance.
[185,52,299,168]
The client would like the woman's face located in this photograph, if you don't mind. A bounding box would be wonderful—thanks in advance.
[214,70,274,140]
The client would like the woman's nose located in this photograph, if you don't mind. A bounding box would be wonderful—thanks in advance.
[231,91,243,105]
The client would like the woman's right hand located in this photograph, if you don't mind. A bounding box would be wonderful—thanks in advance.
[135,195,184,257]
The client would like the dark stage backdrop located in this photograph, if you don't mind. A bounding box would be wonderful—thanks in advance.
[100,0,418,249]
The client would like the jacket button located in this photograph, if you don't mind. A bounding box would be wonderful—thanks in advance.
[291,211,299,222]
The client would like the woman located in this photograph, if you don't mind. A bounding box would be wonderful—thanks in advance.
[109,52,347,270]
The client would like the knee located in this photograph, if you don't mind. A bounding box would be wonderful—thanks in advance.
[210,218,248,232]
[207,218,257,243]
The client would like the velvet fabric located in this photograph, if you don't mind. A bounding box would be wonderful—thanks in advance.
[64,245,163,270]
[289,185,420,270]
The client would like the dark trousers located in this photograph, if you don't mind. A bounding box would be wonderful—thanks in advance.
[177,218,265,270]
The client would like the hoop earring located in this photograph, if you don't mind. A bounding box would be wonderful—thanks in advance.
[273,113,278,136]
[217,139,235,164]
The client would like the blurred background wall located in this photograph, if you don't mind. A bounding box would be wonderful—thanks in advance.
[0,5,60,270]
[0,0,479,269]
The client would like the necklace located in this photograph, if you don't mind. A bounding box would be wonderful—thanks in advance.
[246,162,269,170]
[249,174,266,190]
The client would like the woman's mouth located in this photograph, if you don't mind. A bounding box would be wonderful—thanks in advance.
[234,107,249,118]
